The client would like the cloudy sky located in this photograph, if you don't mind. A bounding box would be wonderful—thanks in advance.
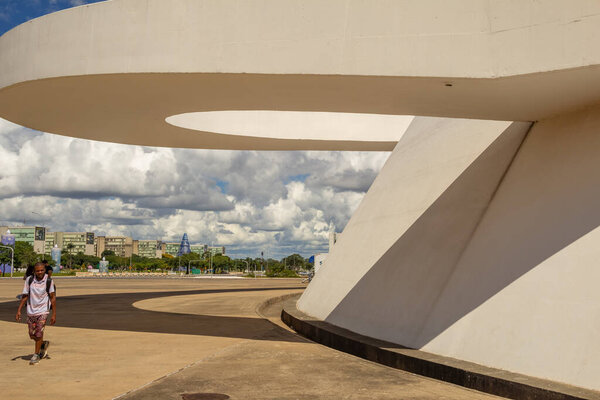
[0,1,391,259]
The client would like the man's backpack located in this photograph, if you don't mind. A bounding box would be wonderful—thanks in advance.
[26,275,55,309]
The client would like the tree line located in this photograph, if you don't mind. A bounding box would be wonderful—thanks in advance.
[0,242,314,277]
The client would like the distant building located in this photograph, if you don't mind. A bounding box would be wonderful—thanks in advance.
[177,233,191,256]
[136,240,163,258]
[190,244,225,256]
[207,246,225,256]
[94,236,105,257]
[328,230,341,251]
[0,226,46,254]
[44,231,95,256]
[60,232,88,255]
[1,229,15,246]
[314,253,327,273]
[0,225,229,259]
[96,236,133,257]
[164,242,180,257]
[106,236,133,257]
[190,244,206,255]
[164,242,223,257]
[44,235,55,254]
[309,230,339,274]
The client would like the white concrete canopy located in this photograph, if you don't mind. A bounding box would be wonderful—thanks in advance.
[1,0,600,149]
[299,110,600,390]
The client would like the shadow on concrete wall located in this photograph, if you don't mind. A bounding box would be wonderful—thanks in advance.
[324,121,538,348]
[328,112,600,351]
[415,110,600,350]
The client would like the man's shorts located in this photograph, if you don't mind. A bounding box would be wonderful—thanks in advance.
[27,314,48,338]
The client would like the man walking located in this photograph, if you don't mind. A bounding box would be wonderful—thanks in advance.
[15,262,56,365]
[42,259,53,277]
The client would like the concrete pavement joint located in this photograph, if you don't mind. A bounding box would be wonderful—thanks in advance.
[116,290,502,400]
[114,291,305,399]
[112,340,252,400]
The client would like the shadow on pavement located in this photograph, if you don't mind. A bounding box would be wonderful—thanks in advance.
[11,354,35,361]
[0,287,305,343]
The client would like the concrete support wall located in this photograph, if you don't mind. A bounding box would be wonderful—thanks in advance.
[298,108,600,390]
[298,117,531,327]
[420,105,600,389]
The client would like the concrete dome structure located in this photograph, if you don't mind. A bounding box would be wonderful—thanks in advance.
[1,0,600,391]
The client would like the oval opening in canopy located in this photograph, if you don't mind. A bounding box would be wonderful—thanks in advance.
[166,111,414,142]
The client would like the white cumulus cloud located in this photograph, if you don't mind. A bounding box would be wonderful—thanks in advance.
[0,118,390,258]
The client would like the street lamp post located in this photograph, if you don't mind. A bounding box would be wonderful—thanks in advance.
[128,234,133,272]
[0,245,14,278]
[263,249,269,274]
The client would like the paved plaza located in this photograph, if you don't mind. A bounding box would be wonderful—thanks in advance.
[0,277,502,399]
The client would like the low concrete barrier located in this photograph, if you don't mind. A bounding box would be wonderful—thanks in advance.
[281,296,599,400]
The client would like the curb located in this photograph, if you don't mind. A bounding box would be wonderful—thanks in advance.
[281,296,600,400]
[255,292,304,319]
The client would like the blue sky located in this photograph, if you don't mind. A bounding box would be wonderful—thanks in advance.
[0,0,105,36]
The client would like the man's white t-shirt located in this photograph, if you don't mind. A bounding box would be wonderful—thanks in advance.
[22,274,55,316]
